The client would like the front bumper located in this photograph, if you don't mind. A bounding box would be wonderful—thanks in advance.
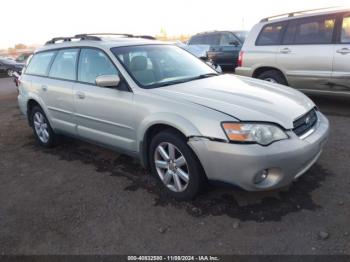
[188,112,329,191]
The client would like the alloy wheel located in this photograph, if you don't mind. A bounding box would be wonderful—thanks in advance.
[154,142,190,192]
[33,112,50,143]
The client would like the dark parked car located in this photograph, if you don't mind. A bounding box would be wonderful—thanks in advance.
[188,31,248,72]
[15,53,33,64]
[173,41,222,72]
[0,58,25,76]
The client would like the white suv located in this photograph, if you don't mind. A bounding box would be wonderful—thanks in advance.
[236,8,350,95]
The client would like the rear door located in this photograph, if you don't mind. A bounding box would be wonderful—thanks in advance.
[332,13,350,91]
[276,15,336,90]
[45,48,79,134]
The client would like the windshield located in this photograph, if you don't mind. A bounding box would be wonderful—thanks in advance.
[111,45,217,89]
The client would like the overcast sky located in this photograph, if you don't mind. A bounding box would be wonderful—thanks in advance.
[0,0,349,48]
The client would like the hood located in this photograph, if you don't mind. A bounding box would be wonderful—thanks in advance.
[149,74,315,129]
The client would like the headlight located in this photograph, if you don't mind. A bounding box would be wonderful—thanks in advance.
[222,122,288,146]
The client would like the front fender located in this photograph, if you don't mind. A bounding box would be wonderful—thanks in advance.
[137,112,202,145]
[136,112,203,168]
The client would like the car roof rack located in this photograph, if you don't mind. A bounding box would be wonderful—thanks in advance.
[75,33,134,38]
[45,35,102,45]
[77,33,156,40]
[45,33,156,45]
[260,6,341,22]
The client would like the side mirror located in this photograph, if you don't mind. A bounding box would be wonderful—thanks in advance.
[229,40,240,46]
[95,75,120,88]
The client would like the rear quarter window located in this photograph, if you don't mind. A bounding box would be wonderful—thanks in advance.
[256,23,286,46]
[25,51,56,76]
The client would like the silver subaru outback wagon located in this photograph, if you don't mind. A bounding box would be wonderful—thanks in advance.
[18,34,329,200]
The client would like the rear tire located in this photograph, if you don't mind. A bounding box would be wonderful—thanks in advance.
[257,70,288,85]
[149,130,206,200]
[30,106,57,148]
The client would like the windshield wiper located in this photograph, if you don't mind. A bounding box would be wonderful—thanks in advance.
[154,73,219,88]
[155,79,193,87]
[196,73,219,79]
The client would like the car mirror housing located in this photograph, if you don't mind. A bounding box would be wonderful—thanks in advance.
[95,75,120,88]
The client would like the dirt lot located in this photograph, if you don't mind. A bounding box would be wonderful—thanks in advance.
[0,77,349,255]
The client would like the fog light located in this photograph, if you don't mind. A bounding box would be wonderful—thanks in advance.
[254,169,268,184]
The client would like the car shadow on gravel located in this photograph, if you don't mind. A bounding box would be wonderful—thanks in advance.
[23,136,332,222]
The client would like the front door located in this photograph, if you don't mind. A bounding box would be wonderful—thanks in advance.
[74,48,136,152]
[217,32,241,70]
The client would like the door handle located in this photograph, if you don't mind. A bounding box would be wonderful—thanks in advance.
[336,48,350,54]
[280,48,291,54]
[41,85,48,91]
[76,91,85,99]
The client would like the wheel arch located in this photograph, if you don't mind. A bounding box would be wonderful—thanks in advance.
[252,66,288,83]
[138,115,201,170]
[26,97,50,127]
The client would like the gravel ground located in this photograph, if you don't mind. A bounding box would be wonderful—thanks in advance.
[0,77,349,255]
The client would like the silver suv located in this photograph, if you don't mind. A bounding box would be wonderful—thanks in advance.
[18,34,329,200]
[236,8,350,95]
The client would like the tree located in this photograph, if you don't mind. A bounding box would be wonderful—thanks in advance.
[14,44,27,50]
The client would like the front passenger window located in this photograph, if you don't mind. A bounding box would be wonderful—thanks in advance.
[78,49,118,84]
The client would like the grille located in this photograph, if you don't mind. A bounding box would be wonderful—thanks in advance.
[293,109,318,137]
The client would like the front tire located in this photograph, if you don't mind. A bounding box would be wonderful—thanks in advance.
[149,130,206,200]
[257,69,288,85]
[30,106,57,148]
[7,69,13,77]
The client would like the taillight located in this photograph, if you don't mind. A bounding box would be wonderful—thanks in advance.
[237,51,244,67]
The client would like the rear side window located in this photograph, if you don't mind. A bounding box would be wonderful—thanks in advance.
[188,35,204,45]
[25,51,56,76]
[294,16,335,44]
[207,34,220,45]
[49,49,79,80]
[256,23,286,46]
[189,34,219,45]
[78,48,118,84]
[341,15,350,44]
[282,23,297,44]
